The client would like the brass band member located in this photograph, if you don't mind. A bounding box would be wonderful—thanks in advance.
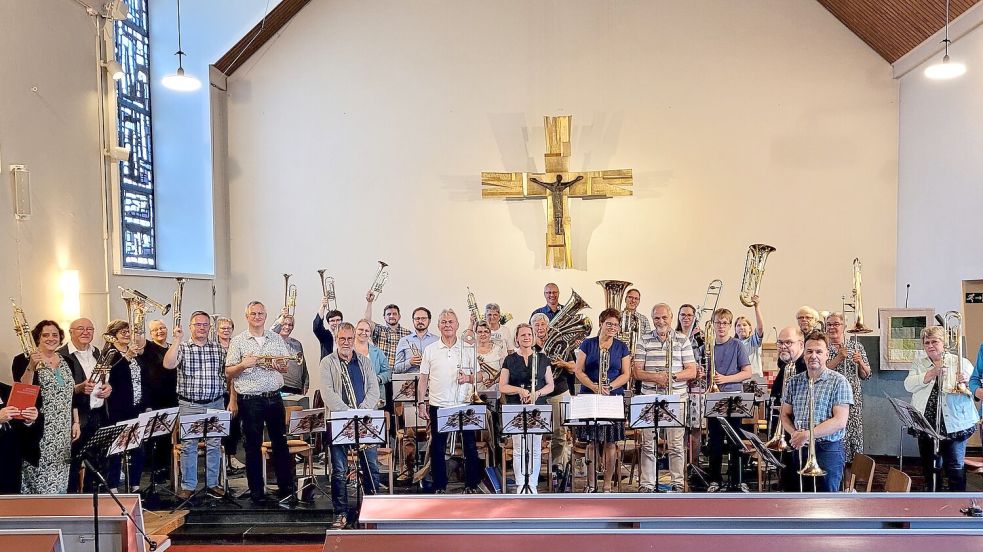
[417,309,482,494]
[320,322,381,529]
[734,295,765,378]
[225,301,295,505]
[773,326,806,492]
[633,303,698,492]
[272,310,310,396]
[485,303,515,353]
[795,306,820,335]
[474,321,506,394]
[676,304,703,366]
[313,295,342,360]
[355,319,391,399]
[216,316,245,471]
[905,326,978,491]
[780,331,853,492]
[393,307,437,481]
[573,308,632,493]
[531,283,562,321]
[499,323,554,493]
[706,308,752,492]
[533,312,575,476]
[824,312,871,462]
[623,289,651,335]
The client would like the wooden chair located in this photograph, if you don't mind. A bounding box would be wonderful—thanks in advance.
[261,405,314,486]
[172,437,227,492]
[374,412,395,493]
[884,467,911,492]
[849,453,875,492]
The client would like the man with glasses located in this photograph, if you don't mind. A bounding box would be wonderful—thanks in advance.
[772,326,806,491]
[60,318,112,492]
[225,301,295,504]
[705,308,752,492]
[531,282,562,321]
[164,311,228,499]
[393,307,437,480]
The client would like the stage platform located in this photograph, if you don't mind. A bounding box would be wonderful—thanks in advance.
[326,493,983,551]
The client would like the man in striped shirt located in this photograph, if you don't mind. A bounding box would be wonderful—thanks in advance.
[633,303,699,492]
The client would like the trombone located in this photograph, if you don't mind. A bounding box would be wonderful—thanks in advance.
[691,279,723,341]
[317,269,338,311]
[798,376,826,490]
[844,258,873,336]
[283,273,297,317]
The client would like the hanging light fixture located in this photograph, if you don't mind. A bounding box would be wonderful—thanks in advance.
[162,0,201,91]
[924,0,966,80]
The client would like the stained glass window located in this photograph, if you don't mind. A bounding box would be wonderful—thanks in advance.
[114,0,157,269]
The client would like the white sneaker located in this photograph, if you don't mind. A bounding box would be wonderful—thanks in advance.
[229,456,246,470]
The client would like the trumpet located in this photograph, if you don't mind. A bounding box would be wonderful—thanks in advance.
[798,376,827,479]
[369,260,389,295]
[467,287,483,324]
[739,244,775,307]
[283,274,297,317]
[10,298,38,358]
[173,278,187,329]
[317,269,338,311]
[118,286,171,316]
[255,352,303,369]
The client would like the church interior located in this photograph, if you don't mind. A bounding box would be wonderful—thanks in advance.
[2,0,983,550]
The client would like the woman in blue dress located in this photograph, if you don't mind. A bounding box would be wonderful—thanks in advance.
[573,308,632,492]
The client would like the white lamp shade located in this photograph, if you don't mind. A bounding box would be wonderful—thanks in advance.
[925,54,967,80]
[162,67,201,91]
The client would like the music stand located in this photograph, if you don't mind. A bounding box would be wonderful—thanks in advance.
[501,404,553,494]
[392,372,420,478]
[569,394,624,493]
[288,407,327,500]
[886,395,944,489]
[329,409,386,525]
[138,407,179,507]
[741,428,785,472]
[704,392,754,492]
[172,410,233,511]
[77,424,158,552]
[630,394,684,492]
[436,404,486,491]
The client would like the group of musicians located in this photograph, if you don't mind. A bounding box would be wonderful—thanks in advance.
[4,280,983,525]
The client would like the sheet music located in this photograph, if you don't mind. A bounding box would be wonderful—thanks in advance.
[328,408,386,445]
[501,404,553,435]
[139,407,179,439]
[569,394,624,421]
[288,407,327,434]
[436,404,487,433]
[107,418,147,456]
[629,394,684,429]
[392,373,419,403]
[180,410,232,440]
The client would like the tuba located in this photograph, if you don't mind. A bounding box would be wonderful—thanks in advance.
[283,274,297,317]
[370,260,390,295]
[543,289,592,362]
[596,280,632,312]
[318,269,338,311]
[10,298,38,358]
[173,278,187,329]
[845,258,873,335]
[739,244,776,307]
[798,376,827,479]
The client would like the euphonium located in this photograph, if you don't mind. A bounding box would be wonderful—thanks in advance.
[739,244,776,307]
[10,298,37,358]
[543,289,592,361]
[705,319,719,393]
[318,269,338,311]
[173,278,187,329]
[370,260,390,294]
[846,258,873,335]
[798,376,827,478]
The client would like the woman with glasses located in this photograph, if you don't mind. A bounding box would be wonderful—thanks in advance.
[675,304,704,367]
[573,308,632,492]
[824,312,871,462]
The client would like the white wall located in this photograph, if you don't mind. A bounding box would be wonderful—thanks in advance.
[224,0,899,374]
[148,0,281,274]
[897,25,983,315]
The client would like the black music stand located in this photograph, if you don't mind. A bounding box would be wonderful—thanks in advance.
[630,394,684,492]
[392,372,421,480]
[501,404,553,494]
[886,395,944,490]
[329,409,386,526]
[437,404,486,492]
[568,394,623,493]
[288,407,328,501]
[741,428,785,471]
[140,407,180,508]
[171,411,235,512]
[78,424,158,552]
[705,392,754,492]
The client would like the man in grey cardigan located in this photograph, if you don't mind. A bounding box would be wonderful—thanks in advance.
[320,322,382,529]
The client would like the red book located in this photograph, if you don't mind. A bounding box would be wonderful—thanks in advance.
[8,382,40,419]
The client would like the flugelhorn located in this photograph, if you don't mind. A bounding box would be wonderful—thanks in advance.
[10,298,38,358]
[739,244,775,307]
[370,260,389,295]
[283,273,297,317]
[317,269,338,311]
[173,278,187,329]
[845,258,873,335]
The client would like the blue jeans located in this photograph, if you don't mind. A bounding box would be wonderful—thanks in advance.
[918,433,970,491]
[329,445,380,512]
[178,398,224,490]
[812,439,845,492]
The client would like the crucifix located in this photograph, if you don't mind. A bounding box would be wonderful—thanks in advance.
[481,115,632,269]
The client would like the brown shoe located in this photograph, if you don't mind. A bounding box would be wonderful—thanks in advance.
[207,486,226,498]
[176,489,193,500]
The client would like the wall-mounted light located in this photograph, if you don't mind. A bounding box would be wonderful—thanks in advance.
[10,164,30,220]
[102,59,125,81]
[162,0,201,92]
[60,269,81,323]
[105,145,131,162]
[925,0,967,80]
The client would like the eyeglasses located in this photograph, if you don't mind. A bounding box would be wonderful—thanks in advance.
[72,327,95,333]
[602,321,620,328]
[776,340,801,347]
[825,322,843,327]
[191,323,210,328]
[337,337,355,343]
[713,321,732,326]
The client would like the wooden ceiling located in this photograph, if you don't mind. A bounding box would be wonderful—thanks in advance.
[817,0,980,63]
[214,0,310,76]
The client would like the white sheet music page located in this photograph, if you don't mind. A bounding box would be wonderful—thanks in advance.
[569,394,624,420]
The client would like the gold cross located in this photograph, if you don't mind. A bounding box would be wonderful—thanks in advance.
[481,116,632,268]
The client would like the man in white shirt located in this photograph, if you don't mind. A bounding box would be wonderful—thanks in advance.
[417,309,482,494]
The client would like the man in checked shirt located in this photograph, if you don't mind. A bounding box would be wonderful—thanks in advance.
[163,310,229,499]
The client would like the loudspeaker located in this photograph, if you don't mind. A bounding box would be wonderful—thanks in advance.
[10,165,30,220]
